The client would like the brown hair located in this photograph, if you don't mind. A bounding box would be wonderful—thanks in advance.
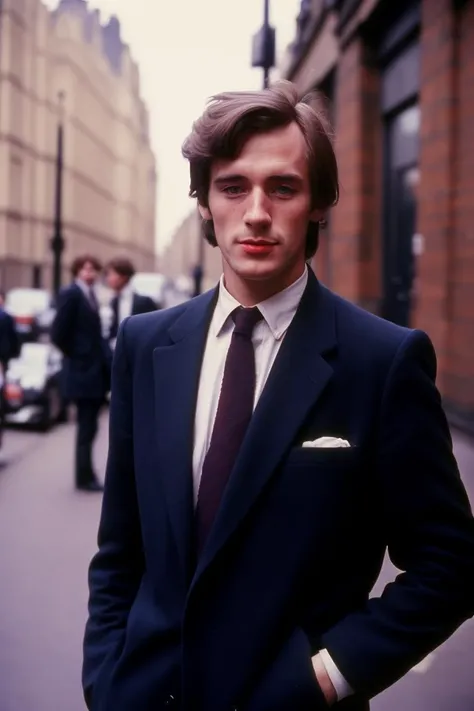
[70,254,102,277]
[181,80,339,259]
[106,256,136,280]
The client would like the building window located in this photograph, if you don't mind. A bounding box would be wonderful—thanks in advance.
[10,156,23,214]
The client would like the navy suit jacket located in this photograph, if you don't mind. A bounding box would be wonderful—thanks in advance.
[51,284,111,401]
[83,272,474,711]
[109,292,157,341]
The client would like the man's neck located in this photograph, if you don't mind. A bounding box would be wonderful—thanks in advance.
[222,265,307,306]
[77,278,95,290]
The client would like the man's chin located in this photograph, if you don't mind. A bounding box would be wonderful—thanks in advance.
[231,257,282,281]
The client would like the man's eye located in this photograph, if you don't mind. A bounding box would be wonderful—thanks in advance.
[223,186,243,195]
[275,185,296,196]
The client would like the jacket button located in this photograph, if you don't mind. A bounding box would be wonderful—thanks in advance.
[164,694,176,707]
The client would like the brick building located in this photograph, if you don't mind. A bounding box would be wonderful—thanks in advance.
[0,0,157,291]
[282,0,474,432]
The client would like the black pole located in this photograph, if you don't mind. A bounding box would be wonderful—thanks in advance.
[51,91,65,297]
[263,0,270,89]
[251,0,275,90]
[193,234,205,297]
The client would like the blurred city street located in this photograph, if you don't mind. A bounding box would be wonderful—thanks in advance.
[0,415,472,711]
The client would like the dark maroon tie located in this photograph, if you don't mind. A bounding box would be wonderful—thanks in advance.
[196,306,263,555]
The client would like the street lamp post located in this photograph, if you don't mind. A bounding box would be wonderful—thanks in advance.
[251,0,276,89]
[192,232,205,297]
[51,91,65,297]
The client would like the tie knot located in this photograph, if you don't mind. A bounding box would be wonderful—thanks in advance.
[232,306,262,338]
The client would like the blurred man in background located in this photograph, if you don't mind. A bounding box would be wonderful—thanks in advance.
[0,289,20,372]
[0,289,20,443]
[105,257,157,347]
[51,255,111,492]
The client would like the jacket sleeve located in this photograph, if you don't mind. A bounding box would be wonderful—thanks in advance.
[82,318,144,708]
[321,329,474,698]
[51,288,78,356]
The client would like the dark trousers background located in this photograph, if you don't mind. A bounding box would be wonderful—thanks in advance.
[75,399,102,487]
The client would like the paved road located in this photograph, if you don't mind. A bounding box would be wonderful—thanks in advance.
[0,416,472,711]
[0,417,106,711]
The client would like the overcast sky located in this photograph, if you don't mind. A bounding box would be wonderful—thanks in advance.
[44,0,301,252]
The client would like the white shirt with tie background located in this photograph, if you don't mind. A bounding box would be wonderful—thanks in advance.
[110,283,134,349]
[193,267,352,702]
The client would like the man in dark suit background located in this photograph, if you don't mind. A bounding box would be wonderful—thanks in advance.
[51,254,111,492]
[0,289,20,373]
[83,82,474,710]
[105,257,157,346]
[0,289,21,442]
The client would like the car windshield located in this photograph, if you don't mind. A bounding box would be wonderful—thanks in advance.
[6,289,50,313]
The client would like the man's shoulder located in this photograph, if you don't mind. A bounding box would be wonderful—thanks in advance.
[324,286,419,358]
[58,283,81,301]
[134,293,157,308]
[0,309,12,326]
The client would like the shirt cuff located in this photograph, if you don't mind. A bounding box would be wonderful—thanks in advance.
[317,648,354,701]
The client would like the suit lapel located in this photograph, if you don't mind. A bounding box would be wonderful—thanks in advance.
[153,288,218,583]
[131,293,138,316]
[75,282,97,315]
[194,274,338,581]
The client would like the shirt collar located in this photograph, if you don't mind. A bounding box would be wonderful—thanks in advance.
[76,279,94,295]
[118,282,133,299]
[213,267,308,340]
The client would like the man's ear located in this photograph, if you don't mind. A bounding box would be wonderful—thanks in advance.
[309,207,324,223]
[198,203,212,221]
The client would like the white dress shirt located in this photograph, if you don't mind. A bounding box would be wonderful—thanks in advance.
[192,267,352,702]
[117,283,134,324]
[75,278,97,305]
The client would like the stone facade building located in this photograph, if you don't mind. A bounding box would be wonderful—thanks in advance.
[282,0,474,433]
[160,208,223,293]
[0,0,157,291]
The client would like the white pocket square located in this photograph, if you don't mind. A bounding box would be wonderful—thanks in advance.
[302,436,350,448]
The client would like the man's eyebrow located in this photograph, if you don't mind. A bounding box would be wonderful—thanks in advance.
[268,173,303,183]
[212,173,303,184]
[213,174,245,184]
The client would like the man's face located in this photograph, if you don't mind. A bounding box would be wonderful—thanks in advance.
[106,268,127,292]
[199,122,322,297]
[78,261,99,286]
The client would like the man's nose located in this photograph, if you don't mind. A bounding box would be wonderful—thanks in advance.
[244,190,271,227]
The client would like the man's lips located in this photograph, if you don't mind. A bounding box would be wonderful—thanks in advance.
[239,239,277,254]
[239,239,277,245]
[240,241,276,254]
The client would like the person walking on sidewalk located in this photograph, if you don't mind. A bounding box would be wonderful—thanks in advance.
[83,81,474,710]
[52,254,111,492]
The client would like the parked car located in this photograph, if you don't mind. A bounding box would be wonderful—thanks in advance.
[5,288,56,342]
[3,342,66,430]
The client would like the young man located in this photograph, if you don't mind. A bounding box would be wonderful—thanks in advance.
[52,255,111,492]
[83,82,474,710]
[105,257,157,347]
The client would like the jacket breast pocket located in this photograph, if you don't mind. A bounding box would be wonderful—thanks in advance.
[271,446,363,544]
